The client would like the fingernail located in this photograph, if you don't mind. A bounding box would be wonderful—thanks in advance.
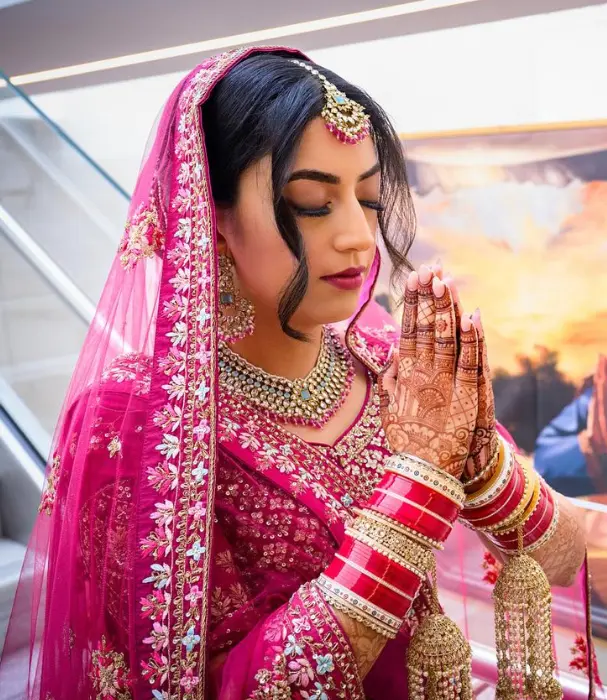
[461,315,472,332]
[419,266,432,284]
[432,277,445,297]
[407,272,418,291]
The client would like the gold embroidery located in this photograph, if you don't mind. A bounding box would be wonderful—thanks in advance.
[119,200,163,270]
[39,454,61,515]
[107,436,122,458]
[90,636,132,700]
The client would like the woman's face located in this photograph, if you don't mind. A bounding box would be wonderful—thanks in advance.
[218,117,380,333]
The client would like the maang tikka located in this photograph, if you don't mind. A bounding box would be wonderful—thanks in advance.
[218,253,255,343]
[290,59,371,145]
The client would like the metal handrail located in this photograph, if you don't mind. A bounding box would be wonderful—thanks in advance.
[0,69,130,202]
[0,204,96,324]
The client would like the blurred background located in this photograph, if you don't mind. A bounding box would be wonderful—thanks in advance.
[1,0,606,695]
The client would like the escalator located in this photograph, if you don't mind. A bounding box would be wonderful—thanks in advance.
[0,71,129,656]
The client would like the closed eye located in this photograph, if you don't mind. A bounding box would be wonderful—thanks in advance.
[290,200,384,217]
[290,203,331,218]
[359,200,384,212]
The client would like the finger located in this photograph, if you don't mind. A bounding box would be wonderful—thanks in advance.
[443,276,462,340]
[430,259,443,280]
[378,350,398,411]
[433,277,457,371]
[399,272,418,365]
[456,315,479,386]
[416,265,435,365]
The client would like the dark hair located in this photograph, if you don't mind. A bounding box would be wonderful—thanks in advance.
[203,51,415,340]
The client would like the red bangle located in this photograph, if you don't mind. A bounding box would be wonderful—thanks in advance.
[339,535,422,595]
[461,464,525,529]
[490,483,555,550]
[367,490,453,542]
[377,472,460,523]
[325,557,414,618]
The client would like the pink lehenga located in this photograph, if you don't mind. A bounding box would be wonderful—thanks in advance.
[0,47,602,700]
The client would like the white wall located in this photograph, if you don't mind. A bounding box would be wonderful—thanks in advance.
[26,3,607,193]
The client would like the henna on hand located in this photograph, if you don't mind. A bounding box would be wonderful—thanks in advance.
[379,269,480,479]
[465,310,499,480]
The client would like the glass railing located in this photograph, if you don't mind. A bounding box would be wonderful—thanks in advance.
[0,71,130,455]
[0,206,92,456]
[0,71,129,306]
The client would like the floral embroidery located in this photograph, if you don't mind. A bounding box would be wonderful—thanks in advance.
[569,633,601,684]
[119,200,163,270]
[101,353,152,395]
[482,551,502,585]
[39,453,61,515]
[90,636,132,700]
[107,435,122,458]
[249,584,363,700]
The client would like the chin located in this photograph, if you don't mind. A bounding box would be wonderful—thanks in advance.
[315,301,361,327]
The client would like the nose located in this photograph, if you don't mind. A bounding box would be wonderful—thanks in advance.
[332,197,376,253]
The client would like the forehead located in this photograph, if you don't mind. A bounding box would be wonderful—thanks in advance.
[292,117,378,176]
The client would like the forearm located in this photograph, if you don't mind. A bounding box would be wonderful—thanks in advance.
[520,491,585,587]
[332,608,388,677]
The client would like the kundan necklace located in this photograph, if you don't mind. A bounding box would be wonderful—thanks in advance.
[218,327,354,428]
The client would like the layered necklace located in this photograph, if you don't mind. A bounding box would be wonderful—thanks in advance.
[218,327,354,428]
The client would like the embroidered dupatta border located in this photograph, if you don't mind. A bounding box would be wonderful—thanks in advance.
[135,48,306,700]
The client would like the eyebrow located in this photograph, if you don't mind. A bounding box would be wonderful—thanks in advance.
[288,162,380,185]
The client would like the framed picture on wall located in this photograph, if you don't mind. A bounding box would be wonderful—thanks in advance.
[379,120,607,645]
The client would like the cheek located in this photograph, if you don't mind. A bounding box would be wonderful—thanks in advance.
[230,212,296,309]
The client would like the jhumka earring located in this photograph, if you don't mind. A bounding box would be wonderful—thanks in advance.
[218,254,255,343]
[290,59,371,144]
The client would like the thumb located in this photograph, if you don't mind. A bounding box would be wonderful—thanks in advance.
[378,349,398,411]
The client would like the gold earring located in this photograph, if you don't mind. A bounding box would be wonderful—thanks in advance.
[218,253,255,343]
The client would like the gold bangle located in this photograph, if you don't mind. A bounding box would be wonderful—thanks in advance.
[496,494,560,555]
[348,516,434,573]
[345,526,426,579]
[489,459,538,535]
[492,479,548,545]
[464,438,515,509]
[354,507,443,551]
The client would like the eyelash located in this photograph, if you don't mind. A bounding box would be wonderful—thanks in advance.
[292,201,385,218]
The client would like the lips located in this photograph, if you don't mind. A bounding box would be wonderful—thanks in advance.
[321,266,366,291]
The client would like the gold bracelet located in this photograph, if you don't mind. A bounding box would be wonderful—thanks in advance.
[352,508,439,564]
[345,526,426,579]
[491,478,547,545]
[464,437,515,509]
[488,459,538,535]
[463,440,501,489]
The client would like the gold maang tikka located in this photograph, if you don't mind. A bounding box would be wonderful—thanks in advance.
[290,59,371,144]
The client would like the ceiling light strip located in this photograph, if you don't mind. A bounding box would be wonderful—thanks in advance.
[8,0,480,85]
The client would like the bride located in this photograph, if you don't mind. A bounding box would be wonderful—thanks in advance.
[0,48,589,700]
